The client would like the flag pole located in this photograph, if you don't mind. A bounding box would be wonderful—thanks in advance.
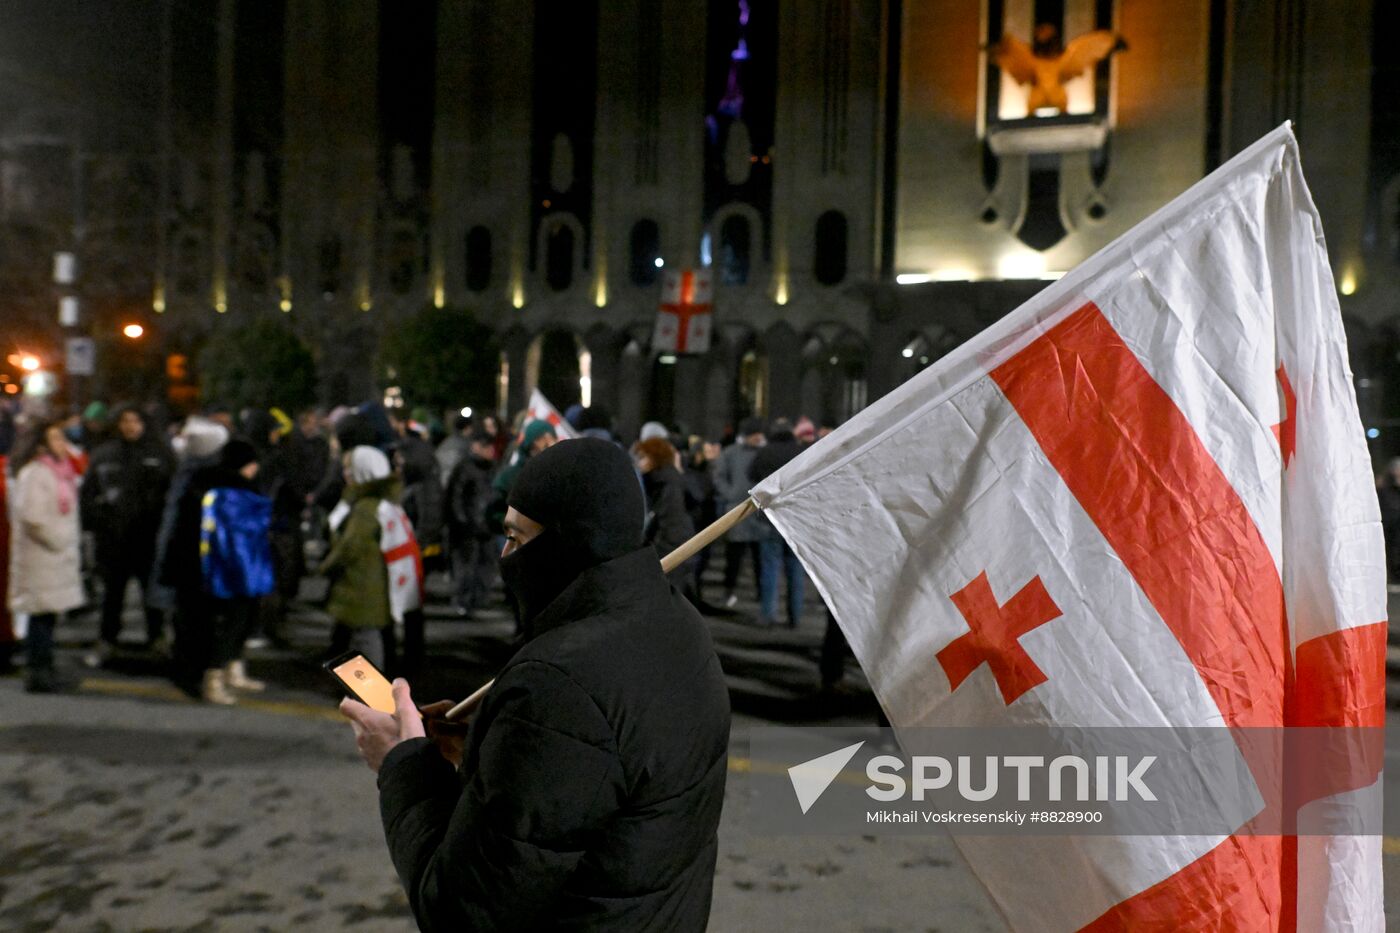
[442,496,759,722]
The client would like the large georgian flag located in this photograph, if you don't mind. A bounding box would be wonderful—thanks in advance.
[750,124,1386,931]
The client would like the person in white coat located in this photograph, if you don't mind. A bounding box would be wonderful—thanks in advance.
[8,419,85,692]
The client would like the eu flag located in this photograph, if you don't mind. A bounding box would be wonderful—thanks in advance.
[201,487,275,599]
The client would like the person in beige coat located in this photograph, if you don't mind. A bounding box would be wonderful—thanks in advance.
[8,418,84,692]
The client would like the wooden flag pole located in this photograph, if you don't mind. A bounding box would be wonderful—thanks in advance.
[442,497,759,722]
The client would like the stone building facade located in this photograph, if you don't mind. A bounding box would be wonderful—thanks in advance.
[5,0,1394,446]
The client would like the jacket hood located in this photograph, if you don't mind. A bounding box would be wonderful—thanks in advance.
[178,416,229,460]
[347,445,391,484]
[345,475,401,503]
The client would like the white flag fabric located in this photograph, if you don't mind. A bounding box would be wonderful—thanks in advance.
[751,124,1385,931]
[377,500,423,624]
[524,388,580,440]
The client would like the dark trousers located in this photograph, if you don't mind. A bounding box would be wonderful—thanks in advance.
[722,541,761,595]
[256,528,305,639]
[171,593,253,691]
[210,597,255,668]
[820,609,849,688]
[99,551,164,645]
[449,533,494,611]
[758,537,805,625]
[400,610,422,680]
[25,612,57,675]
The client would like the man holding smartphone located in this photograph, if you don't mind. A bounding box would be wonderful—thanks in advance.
[340,438,731,932]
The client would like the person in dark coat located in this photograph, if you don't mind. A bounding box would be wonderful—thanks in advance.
[713,417,766,608]
[682,439,721,605]
[80,405,175,660]
[635,436,698,600]
[340,438,731,932]
[435,414,475,485]
[444,429,498,615]
[158,437,268,702]
[748,419,806,627]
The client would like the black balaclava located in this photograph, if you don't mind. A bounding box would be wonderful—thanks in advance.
[501,437,645,632]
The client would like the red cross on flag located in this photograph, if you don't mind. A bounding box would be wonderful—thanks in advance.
[652,268,714,354]
[376,500,423,623]
[750,124,1385,931]
[525,387,579,440]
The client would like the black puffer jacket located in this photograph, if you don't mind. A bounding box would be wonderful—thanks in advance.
[80,434,175,562]
[377,545,730,931]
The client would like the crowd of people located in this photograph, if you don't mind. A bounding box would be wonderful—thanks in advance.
[0,394,851,699]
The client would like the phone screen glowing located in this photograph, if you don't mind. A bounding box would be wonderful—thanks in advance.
[332,655,396,714]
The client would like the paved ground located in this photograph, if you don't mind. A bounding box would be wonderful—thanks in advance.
[2,573,1399,930]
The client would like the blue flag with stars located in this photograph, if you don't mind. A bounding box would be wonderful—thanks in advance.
[201,487,275,599]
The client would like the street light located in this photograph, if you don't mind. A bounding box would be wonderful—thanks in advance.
[122,323,144,339]
[19,354,39,371]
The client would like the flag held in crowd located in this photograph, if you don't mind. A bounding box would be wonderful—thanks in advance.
[751,123,1385,930]
[525,387,579,440]
[651,268,714,355]
[200,487,276,600]
[377,499,424,623]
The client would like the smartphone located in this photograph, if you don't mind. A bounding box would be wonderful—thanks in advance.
[324,651,396,714]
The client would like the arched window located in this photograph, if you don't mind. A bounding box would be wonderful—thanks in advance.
[629,219,661,285]
[813,210,848,285]
[719,215,750,285]
[545,223,574,291]
[465,226,492,291]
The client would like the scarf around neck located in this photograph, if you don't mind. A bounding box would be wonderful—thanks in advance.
[39,453,77,515]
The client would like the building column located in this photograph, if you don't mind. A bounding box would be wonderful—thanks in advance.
[503,329,532,418]
[762,324,802,420]
[581,326,621,417]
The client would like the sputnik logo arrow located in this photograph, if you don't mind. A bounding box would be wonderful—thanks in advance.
[787,741,865,814]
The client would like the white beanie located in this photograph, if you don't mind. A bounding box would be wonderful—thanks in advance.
[639,421,669,441]
[178,416,230,460]
[347,445,391,484]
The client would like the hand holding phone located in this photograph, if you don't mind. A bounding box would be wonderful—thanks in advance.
[324,651,397,714]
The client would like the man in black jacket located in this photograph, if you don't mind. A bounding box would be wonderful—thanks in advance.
[341,438,731,931]
[444,428,498,615]
[80,405,175,659]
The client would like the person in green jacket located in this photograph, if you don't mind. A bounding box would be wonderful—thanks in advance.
[320,446,397,669]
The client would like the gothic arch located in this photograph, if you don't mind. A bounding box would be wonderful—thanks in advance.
[708,202,766,287]
[534,211,587,292]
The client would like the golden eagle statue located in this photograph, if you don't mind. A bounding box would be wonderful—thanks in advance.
[991,24,1127,114]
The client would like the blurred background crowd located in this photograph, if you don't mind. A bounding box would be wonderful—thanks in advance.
[0,395,858,702]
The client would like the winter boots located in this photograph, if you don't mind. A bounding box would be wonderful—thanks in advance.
[201,668,236,705]
[200,661,265,704]
[225,659,266,692]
